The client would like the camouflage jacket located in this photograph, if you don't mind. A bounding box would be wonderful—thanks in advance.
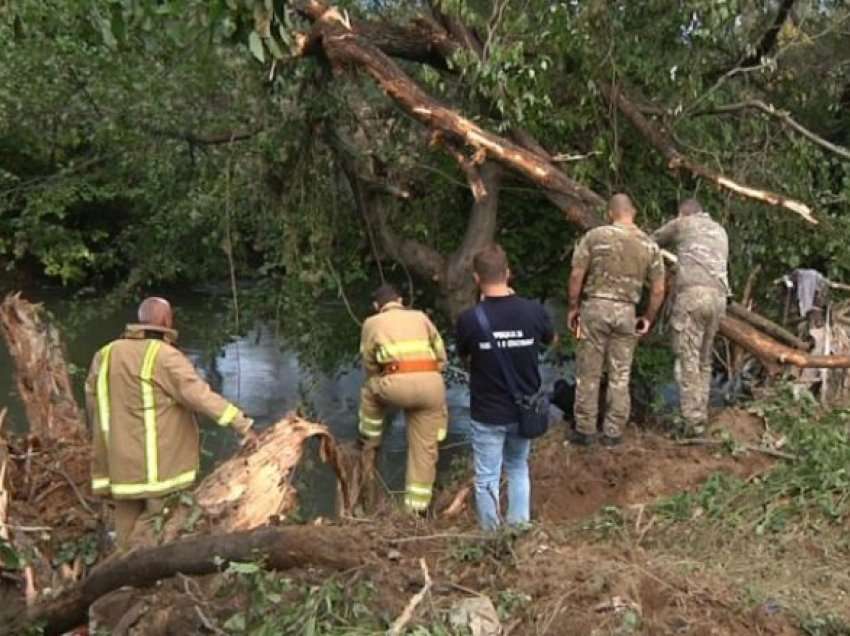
[652,213,729,293]
[572,223,665,305]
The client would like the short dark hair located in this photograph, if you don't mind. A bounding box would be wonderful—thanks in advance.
[679,198,703,216]
[372,283,401,307]
[473,244,509,284]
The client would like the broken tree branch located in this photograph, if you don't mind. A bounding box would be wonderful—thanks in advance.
[600,83,817,224]
[694,99,850,161]
[7,526,364,636]
[297,1,604,230]
[721,316,850,369]
[295,2,850,365]
[738,0,798,70]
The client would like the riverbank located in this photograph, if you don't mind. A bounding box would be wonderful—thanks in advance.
[14,389,847,636]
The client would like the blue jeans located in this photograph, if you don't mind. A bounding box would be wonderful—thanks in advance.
[470,419,531,531]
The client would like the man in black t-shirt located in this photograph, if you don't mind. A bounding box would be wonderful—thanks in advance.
[455,244,555,530]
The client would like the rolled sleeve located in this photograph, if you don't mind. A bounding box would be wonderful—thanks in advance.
[571,234,592,270]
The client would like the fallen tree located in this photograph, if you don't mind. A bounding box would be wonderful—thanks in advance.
[0,294,365,631]
[290,2,850,371]
[4,525,366,636]
[721,316,850,370]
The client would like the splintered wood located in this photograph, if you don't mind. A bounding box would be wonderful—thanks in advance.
[0,409,8,542]
[0,293,84,441]
[163,415,352,539]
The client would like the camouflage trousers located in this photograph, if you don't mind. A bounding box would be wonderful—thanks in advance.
[574,298,638,438]
[671,286,726,425]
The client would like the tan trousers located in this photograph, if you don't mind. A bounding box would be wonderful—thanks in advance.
[359,372,447,512]
[112,498,165,551]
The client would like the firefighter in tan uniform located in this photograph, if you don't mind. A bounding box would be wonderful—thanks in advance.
[359,284,448,513]
[85,297,254,550]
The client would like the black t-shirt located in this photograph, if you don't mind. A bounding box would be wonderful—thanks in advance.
[455,295,555,426]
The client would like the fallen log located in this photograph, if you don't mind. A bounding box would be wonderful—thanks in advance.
[720,316,850,369]
[0,293,84,441]
[726,301,809,351]
[5,525,366,636]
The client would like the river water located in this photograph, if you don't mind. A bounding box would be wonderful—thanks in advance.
[0,289,572,517]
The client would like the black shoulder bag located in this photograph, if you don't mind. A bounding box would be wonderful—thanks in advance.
[474,304,549,439]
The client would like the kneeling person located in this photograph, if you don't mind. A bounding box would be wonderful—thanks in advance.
[358,284,448,513]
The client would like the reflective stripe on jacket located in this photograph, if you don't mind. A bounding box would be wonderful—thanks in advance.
[86,324,246,499]
[359,302,447,379]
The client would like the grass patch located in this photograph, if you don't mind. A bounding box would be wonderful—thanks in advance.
[652,385,850,533]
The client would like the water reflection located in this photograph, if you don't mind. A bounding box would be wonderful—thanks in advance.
[0,292,574,518]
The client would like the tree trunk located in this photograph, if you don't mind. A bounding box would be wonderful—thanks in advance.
[0,293,84,441]
[5,525,364,636]
[721,316,850,369]
[726,301,810,351]
[443,161,503,320]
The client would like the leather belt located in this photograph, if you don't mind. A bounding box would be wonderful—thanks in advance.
[382,359,440,375]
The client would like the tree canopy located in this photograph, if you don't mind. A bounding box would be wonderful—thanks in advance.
[2,0,849,357]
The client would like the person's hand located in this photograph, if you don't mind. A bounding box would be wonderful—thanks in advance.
[567,308,580,336]
[240,428,259,452]
[635,316,652,336]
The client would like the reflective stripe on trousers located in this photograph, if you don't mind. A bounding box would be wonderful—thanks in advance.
[359,410,384,438]
[404,482,433,511]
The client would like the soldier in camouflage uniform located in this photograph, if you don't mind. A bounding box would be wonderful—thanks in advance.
[568,194,666,446]
[653,199,728,431]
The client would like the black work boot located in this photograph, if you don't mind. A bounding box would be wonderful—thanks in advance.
[601,435,623,448]
[566,429,597,447]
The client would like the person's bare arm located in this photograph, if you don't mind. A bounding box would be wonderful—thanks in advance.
[636,276,666,336]
[567,265,586,334]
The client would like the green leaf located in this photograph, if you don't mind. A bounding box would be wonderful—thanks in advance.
[223,612,246,632]
[249,31,265,63]
[265,36,284,60]
[227,560,261,574]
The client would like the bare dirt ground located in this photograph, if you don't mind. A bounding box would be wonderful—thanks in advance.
[8,408,848,635]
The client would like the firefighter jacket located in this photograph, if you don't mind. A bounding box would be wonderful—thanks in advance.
[86,324,251,500]
[359,302,447,379]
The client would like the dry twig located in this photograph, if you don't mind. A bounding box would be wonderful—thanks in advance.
[388,558,432,636]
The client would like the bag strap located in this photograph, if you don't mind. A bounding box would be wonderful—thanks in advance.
[474,304,522,401]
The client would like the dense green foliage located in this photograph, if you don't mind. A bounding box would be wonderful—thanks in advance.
[2,1,849,355]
